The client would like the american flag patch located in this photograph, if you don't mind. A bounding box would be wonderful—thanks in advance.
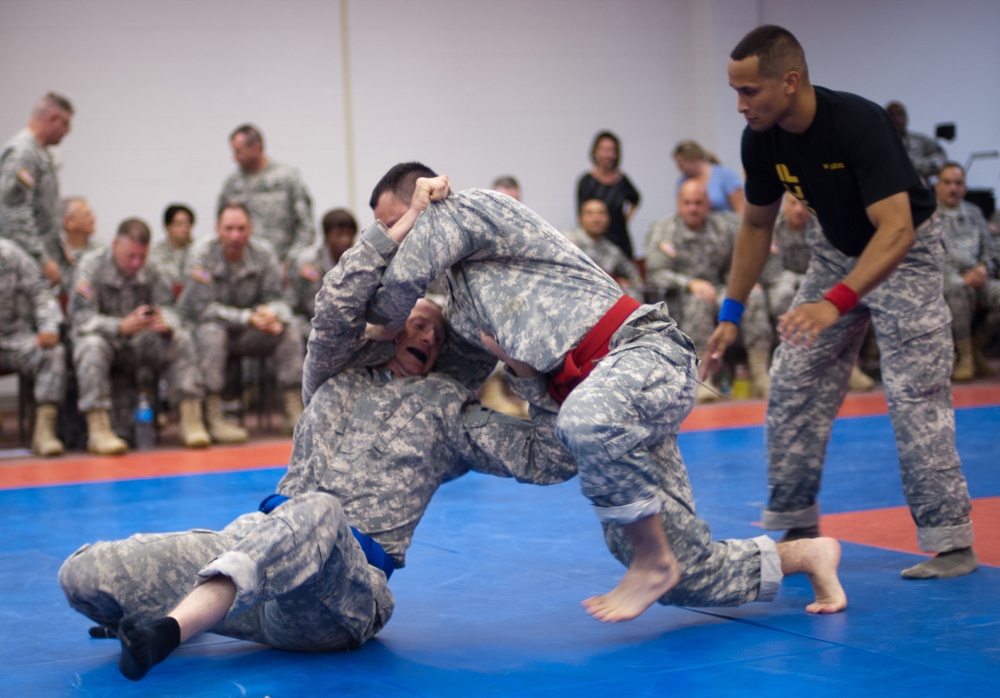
[191,267,212,284]
[300,264,320,282]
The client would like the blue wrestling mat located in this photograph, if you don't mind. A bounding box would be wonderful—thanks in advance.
[2,406,999,696]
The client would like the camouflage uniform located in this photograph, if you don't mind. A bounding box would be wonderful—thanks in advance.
[0,238,66,404]
[217,161,315,262]
[59,227,577,651]
[284,243,335,345]
[146,239,189,297]
[69,245,203,411]
[903,131,947,183]
[176,237,303,394]
[644,212,772,354]
[764,217,973,551]
[939,199,1000,342]
[759,211,817,321]
[54,236,99,298]
[0,129,61,266]
[563,227,643,301]
[367,190,783,609]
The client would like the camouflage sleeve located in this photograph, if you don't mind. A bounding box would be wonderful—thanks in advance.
[644,220,692,292]
[10,241,62,333]
[366,197,482,328]
[255,243,294,323]
[456,401,577,485]
[972,209,998,277]
[69,251,121,338]
[303,223,398,405]
[0,148,47,262]
[177,244,250,327]
[286,172,316,262]
[148,265,182,331]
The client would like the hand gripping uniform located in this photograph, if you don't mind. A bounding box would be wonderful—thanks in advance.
[367,190,785,608]
[59,226,577,652]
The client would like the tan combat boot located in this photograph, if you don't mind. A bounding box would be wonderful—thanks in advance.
[204,394,248,444]
[178,399,211,448]
[952,338,975,382]
[31,403,64,457]
[281,388,304,436]
[847,363,875,392]
[747,349,772,399]
[86,409,129,456]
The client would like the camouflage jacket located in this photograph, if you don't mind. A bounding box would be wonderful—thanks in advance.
[0,129,61,264]
[0,238,62,342]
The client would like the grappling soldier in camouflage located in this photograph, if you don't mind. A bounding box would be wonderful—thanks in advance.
[58,220,577,680]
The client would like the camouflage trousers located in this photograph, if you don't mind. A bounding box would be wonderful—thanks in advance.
[73,329,203,412]
[556,308,781,607]
[944,276,1000,342]
[195,322,304,394]
[58,491,394,652]
[680,284,773,355]
[764,217,974,552]
[0,331,66,403]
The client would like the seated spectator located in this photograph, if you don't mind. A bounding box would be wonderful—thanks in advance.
[55,196,99,298]
[645,180,771,400]
[286,208,358,346]
[147,203,197,299]
[576,130,640,259]
[564,198,643,300]
[70,218,211,455]
[672,139,745,214]
[935,162,1000,381]
[491,175,522,202]
[885,101,947,185]
[177,202,304,441]
[759,194,874,392]
[0,238,66,456]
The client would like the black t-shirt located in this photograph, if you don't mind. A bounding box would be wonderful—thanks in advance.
[742,86,936,256]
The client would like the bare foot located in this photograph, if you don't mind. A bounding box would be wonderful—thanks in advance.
[582,553,681,623]
[776,536,847,614]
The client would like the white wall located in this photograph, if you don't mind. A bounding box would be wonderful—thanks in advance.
[1,0,997,256]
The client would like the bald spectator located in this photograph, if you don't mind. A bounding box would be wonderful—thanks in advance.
[56,197,99,297]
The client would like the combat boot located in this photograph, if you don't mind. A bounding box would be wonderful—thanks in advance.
[973,331,996,377]
[31,403,64,457]
[847,363,875,392]
[952,338,975,382]
[86,409,128,456]
[178,399,211,448]
[281,387,304,436]
[747,349,772,399]
[204,394,248,444]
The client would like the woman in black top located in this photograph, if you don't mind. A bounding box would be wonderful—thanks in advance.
[576,130,641,259]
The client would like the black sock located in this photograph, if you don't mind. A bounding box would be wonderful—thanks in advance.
[117,615,181,681]
[780,525,820,542]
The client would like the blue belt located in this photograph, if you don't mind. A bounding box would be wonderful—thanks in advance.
[258,494,395,579]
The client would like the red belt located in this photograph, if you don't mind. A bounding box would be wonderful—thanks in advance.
[547,295,640,404]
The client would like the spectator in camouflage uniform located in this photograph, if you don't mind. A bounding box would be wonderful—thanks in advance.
[935,162,1000,381]
[217,124,315,263]
[564,198,643,301]
[285,207,358,345]
[58,225,577,681]
[70,218,211,455]
[885,101,947,185]
[55,196,99,298]
[645,180,773,400]
[366,162,846,625]
[707,25,975,580]
[177,202,304,442]
[0,92,74,288]
[146,203,197,299]
[0,238,66,456]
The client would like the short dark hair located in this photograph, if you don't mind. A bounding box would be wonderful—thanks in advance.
[578,197,609,216]
[321,207,358,235]
[730,25,808,81]
[36,92,74,117]
[229,123,263,147]
[217,200,251,222]
[163,203,196,227]
[116,217,152,245]
[589,130,621,168]
[369,162,438,210]
[491,175,520,191]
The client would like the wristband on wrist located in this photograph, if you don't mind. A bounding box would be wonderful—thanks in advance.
[717,298,745,325]
[823,282,859,315]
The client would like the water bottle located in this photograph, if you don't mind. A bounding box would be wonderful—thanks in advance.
[732,364,751,400]
[134,392,155,451]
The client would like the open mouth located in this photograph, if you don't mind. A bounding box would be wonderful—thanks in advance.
[407,347,428,363]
